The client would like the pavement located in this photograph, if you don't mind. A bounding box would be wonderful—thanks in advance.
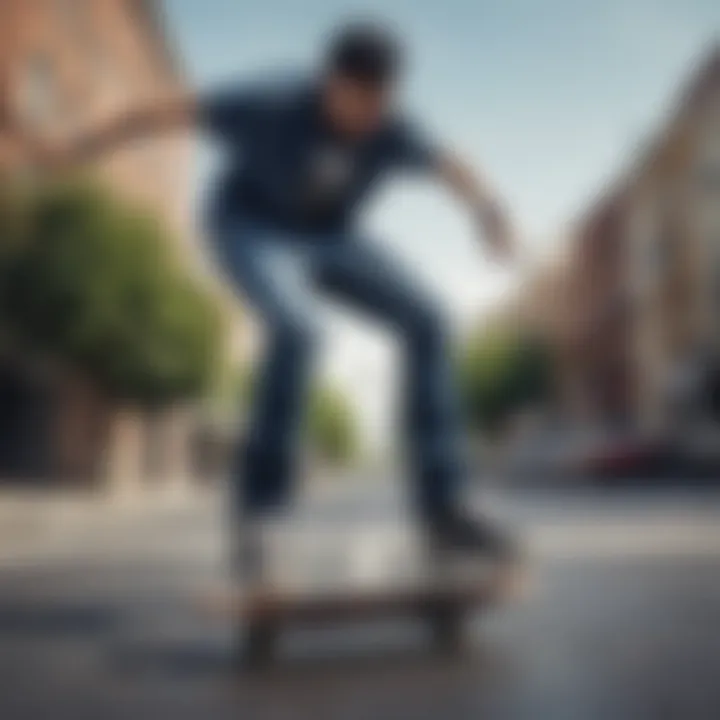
[1,483,720,719]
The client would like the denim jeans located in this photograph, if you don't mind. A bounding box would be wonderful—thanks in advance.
[211,214,468,521]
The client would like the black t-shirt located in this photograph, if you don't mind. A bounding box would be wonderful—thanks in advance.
[201,75,439,234]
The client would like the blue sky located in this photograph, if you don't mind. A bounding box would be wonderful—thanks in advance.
[166,0,718,239]
[163,0,719,443]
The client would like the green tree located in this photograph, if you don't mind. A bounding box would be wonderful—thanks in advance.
[458,327,553,434]
[0,180,223,404]
[231,366,359,465]
[307,384,359,464]
[0,181,29,348]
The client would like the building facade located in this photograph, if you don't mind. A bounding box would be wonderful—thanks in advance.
[1,0,192,232]
[0,0,200,490]
[563,46,720,433]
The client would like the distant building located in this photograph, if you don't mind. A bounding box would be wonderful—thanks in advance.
[0,0,211,490]
[2,0,191,217]
[562,45,720,432]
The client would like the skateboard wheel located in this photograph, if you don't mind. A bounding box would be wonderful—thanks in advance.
[428,602,465,655]
[238,620,278,670]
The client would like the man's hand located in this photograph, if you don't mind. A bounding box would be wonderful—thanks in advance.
[476,197,515,262]
[437,152,515,263]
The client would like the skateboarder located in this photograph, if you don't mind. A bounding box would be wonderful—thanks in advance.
[24,21,520,585]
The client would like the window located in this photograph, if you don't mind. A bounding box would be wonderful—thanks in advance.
[654,227,675,273]
[694,117,720,194]
[55,0,87,34]
[91,40,118,88]
[628,201,662,299]
[696,149,720,195]
[18,54,56,128]
[694,128,720,280]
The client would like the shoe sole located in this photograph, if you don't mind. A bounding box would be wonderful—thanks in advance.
[490,555,532,604]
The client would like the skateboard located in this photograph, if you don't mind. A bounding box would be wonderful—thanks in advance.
[202,527,522,668]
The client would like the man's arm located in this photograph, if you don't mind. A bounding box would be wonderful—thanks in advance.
[14,92,198,170]
[435,151,515,260]
[74,93,198,162]
[389,120,515,259]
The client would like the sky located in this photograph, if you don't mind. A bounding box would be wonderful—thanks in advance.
[162,0,719,447]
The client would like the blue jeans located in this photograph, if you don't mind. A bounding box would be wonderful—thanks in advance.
[211,214,468,521]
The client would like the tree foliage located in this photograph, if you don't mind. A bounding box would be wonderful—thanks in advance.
[307,384,359,464]
[458,327,554,434]
[0,180,223,404]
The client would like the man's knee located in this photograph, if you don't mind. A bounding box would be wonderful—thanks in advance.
[272,314,319,356]
[404,301,448,351]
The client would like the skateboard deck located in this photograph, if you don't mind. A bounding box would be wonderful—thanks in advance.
[201,524,523,666]
[205,562,512,620]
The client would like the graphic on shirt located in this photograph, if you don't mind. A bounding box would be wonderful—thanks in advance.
[294,143,357,223]
[308,144,356,195]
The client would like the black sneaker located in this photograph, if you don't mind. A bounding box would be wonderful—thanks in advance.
[425,507,522,565]
[231,522,266,587]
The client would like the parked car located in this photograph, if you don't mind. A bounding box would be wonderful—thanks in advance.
[574,433,677,480]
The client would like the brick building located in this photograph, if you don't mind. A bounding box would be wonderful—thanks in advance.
[562,45,720,432]
[0,0,201,490]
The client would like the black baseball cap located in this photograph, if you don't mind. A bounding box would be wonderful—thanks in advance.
[326,21,404,86]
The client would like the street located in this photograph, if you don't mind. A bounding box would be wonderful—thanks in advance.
[1,484,720,720]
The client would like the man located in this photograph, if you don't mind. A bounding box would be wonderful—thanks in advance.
[24,22,519,584]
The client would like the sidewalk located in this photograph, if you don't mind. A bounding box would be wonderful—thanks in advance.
[0,485,215,563]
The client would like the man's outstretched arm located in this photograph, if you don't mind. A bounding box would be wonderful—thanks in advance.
[13,78,268,170]
[12,92,198,170]
[74,93,199,162]
[435,151,515,260]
